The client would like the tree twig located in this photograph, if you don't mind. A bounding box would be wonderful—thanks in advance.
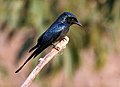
[21,36,69,87]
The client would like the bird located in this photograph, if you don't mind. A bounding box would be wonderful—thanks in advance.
[15,12,82,73]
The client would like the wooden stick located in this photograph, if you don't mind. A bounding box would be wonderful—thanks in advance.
[21,36,69,87]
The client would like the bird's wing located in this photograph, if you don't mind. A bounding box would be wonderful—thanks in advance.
[38,23,66,45]
[29,26,62,52]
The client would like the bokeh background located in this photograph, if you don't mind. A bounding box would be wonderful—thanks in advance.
[0,0,120,87]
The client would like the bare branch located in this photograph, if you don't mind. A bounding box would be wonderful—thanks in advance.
[21,36,69,87]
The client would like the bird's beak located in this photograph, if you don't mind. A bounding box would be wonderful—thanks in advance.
[76,22,82,27]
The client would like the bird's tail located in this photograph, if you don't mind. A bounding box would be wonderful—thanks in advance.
[29,43,39,52]
[15,52,35,73]
[15,46,45,73]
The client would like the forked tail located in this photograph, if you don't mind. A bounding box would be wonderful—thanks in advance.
[15,45,45,73]
[15,52,35,73]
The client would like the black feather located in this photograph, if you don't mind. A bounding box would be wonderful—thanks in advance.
[29,44,39,52]
[15,12,82,73]
[15,46,45,73]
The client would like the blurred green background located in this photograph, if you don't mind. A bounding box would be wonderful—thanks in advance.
[0,0,120,87]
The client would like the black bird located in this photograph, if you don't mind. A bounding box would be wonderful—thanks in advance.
[15,12,82,73]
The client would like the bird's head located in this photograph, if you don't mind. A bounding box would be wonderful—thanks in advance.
[57,12,82,27]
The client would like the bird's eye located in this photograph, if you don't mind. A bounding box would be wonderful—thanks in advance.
[72,18,77,22]
[66,17,77,24]
[72,18,74,21]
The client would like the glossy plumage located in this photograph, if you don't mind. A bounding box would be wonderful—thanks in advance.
[15,12,82,73]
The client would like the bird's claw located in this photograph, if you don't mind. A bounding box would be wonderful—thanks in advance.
[59,37,67,42]
[62,37,67,41]
[52,43,60,51]
[54,46,60,51]
[52,43,56,48]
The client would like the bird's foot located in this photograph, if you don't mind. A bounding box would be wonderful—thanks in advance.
[62,37,67,41]
[52,43,56,48]
[54,46,60,51]
[52,43,60,51]
[59,37,67,42]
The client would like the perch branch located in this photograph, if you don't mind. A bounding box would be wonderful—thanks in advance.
[21,36,69,87]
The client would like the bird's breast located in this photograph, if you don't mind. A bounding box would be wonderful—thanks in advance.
[54,27,69,42]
